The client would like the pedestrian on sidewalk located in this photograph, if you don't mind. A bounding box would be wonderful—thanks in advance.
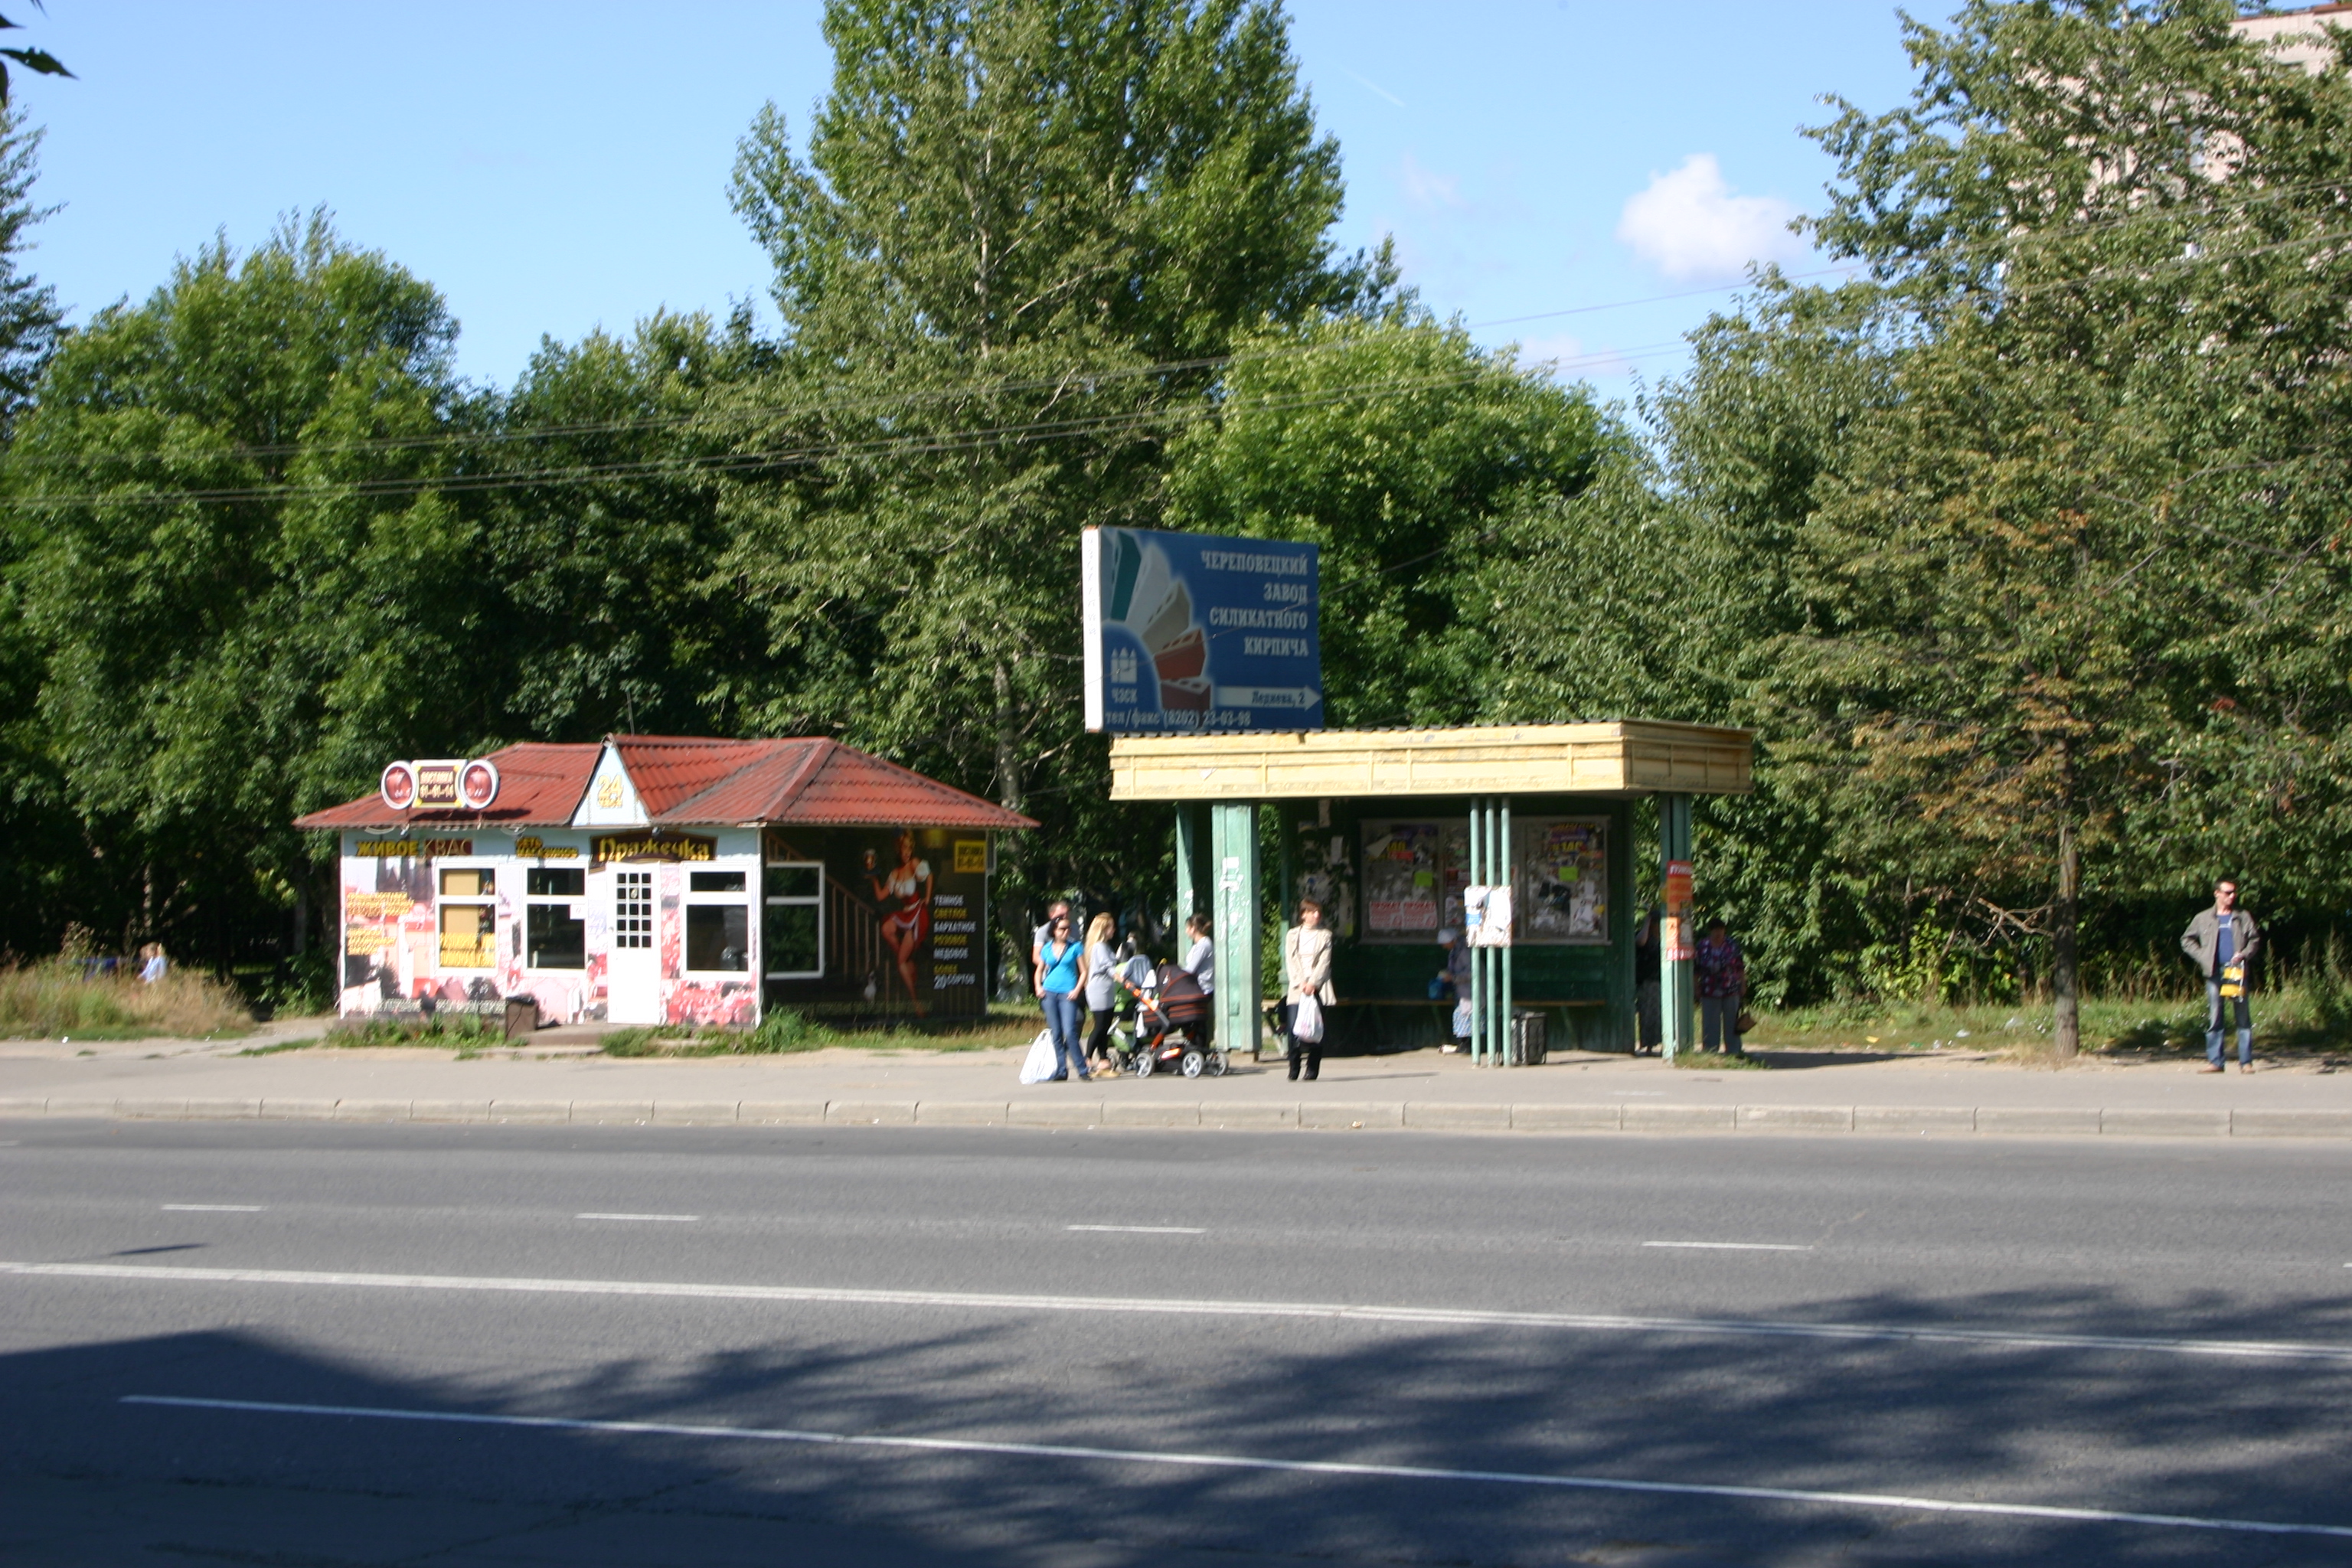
[2181,878,2262,1073]
[1179,912,1214,1045]
[1695,918,1746,1055]
[1634,906,1662,1054]
[1034,913,1091,1081]
[1282,897,1335,1081]
[1433,927,1470,1053]
[1082,912,1122,1072]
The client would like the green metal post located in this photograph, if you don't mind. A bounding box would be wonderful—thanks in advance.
[1500,795,1514,1067]
[1468,796,1485,1064]
[1659,792,1694,1062]
[1210,801,1263,1060]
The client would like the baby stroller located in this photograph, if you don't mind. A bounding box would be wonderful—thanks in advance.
[1119,961,1226,1079]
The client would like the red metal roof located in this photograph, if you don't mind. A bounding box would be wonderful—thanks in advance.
[295,737,1036,833]
[292,743,602,831]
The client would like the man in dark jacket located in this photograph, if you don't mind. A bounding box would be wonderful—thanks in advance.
[2180,879,2262,1073]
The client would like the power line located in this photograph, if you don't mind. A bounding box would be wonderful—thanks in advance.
[0,341,1689,512]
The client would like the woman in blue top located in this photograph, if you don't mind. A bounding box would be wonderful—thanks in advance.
[1033,912,1091,1081]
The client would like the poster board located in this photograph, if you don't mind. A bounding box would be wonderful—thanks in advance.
[1083,527,1322,733]
[1359,815,1607,946]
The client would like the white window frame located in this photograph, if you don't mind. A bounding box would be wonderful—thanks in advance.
[682,863,756,978]
[763,859,825,982]
[523,865,588,972]
[610,867,655,952]
[435,861,499,971]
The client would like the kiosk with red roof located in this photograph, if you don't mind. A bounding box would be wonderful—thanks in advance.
[295,737,1037,1029]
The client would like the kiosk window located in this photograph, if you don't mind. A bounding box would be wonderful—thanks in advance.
[526,867,586,970]
[437,867,495,969]
[684,865,751,974]
[763,861,823,980]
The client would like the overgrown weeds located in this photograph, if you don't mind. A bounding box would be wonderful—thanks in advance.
[599,1006,1018,1057]
[280,1013,506,1055]
[0,959,253,1040]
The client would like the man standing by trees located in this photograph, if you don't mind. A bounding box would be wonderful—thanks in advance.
[2182,880,2261,1075]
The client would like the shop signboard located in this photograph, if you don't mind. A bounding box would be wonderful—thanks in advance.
[1081,526,1321,733]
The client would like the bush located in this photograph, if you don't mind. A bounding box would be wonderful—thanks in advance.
[0,959,255,1040]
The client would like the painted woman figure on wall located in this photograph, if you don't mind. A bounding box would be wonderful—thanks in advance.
[866,828,933,1014]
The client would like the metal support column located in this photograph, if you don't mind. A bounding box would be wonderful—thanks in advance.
[1659,792,1694,1062]
[1499,796,1514,1066]
[1465,796,1516,1067]
[1210,802,1263,1059]
[1468,797,1485,1064]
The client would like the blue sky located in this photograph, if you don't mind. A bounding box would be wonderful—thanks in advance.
[20,2,1929,408]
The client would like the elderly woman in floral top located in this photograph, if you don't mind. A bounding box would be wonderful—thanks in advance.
[1694,918,1746,1055]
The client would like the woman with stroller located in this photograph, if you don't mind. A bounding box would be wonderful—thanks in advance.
[1179,912,1214,1045]
[1081,912,1123,1073]
[1033,912,1091,1080]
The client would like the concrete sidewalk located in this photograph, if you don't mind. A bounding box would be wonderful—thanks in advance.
[5,1025,2350,1140]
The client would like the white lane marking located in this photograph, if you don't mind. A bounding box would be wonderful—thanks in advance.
[1645,1241,1812,1253]
[575,1214,699,1223]
[12,1259,2352,1365]
[1067,1225,1205,1235]
[120,1394,2352,1542]
[162,1204,266,1213]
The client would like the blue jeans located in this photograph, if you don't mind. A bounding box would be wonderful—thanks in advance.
[2207,981,2252,1066]
[1041,991,1089,1079]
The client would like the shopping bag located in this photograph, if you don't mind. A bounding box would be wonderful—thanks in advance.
[1019,1028,1060,1083]
[1452,998,1472,1038]
[2220,962,2246,1000]
[1292,995,1325,1043]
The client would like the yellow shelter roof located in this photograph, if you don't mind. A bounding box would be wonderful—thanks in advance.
[1107,721,1753,802]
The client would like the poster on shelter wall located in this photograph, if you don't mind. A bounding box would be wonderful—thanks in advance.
[1082,527,1321,733]
[1361,822,1442,935]
[1292,818,1357,938]
[1517,818,1609,943]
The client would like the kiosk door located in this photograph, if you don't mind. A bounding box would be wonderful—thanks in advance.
[608,868,662,1024]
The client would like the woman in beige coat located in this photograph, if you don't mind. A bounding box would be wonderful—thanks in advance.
[1282,897,1336,1081]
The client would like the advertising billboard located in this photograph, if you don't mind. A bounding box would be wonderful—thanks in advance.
[1081,526,1322,733]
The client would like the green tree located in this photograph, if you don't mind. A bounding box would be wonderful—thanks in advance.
[1753,0,2352,1042]
[1165,312,1603,727]
[715,0,1386,959]
[2,214,485,959]
[483,309,770,742]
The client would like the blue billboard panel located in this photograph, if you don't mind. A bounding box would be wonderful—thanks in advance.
[1082,527,1322,733]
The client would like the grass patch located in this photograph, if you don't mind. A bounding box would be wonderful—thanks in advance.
[599,1004,1035,1058]
[240,1013,508,1057]
[0,960,253,1040]
[1749,972,2352,1062]
[1671,1047,1769,1070]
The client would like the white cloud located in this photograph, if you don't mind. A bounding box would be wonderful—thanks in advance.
[1615,153,1808,283]
[1400,152,1465,211]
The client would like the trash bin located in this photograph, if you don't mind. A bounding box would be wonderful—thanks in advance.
[1508,1009,1547,1067]
[503,996,540,1040]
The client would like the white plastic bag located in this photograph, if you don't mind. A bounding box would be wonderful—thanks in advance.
[1292,995,1325,1043]
[1019,1027,1060,1084]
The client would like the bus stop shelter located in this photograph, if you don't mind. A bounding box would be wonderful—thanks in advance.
[1108,721,1754,1062]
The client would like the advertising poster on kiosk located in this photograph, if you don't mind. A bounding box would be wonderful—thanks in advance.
[1082,527,1321,733]
[779,826,991,1017]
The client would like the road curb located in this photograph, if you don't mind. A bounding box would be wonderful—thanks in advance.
[3,1096,2350,1140]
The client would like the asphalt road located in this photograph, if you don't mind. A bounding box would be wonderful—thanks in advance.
[5,1121,2352,1566]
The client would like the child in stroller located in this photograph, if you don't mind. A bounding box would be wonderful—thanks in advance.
[1114,956,1226,1078]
